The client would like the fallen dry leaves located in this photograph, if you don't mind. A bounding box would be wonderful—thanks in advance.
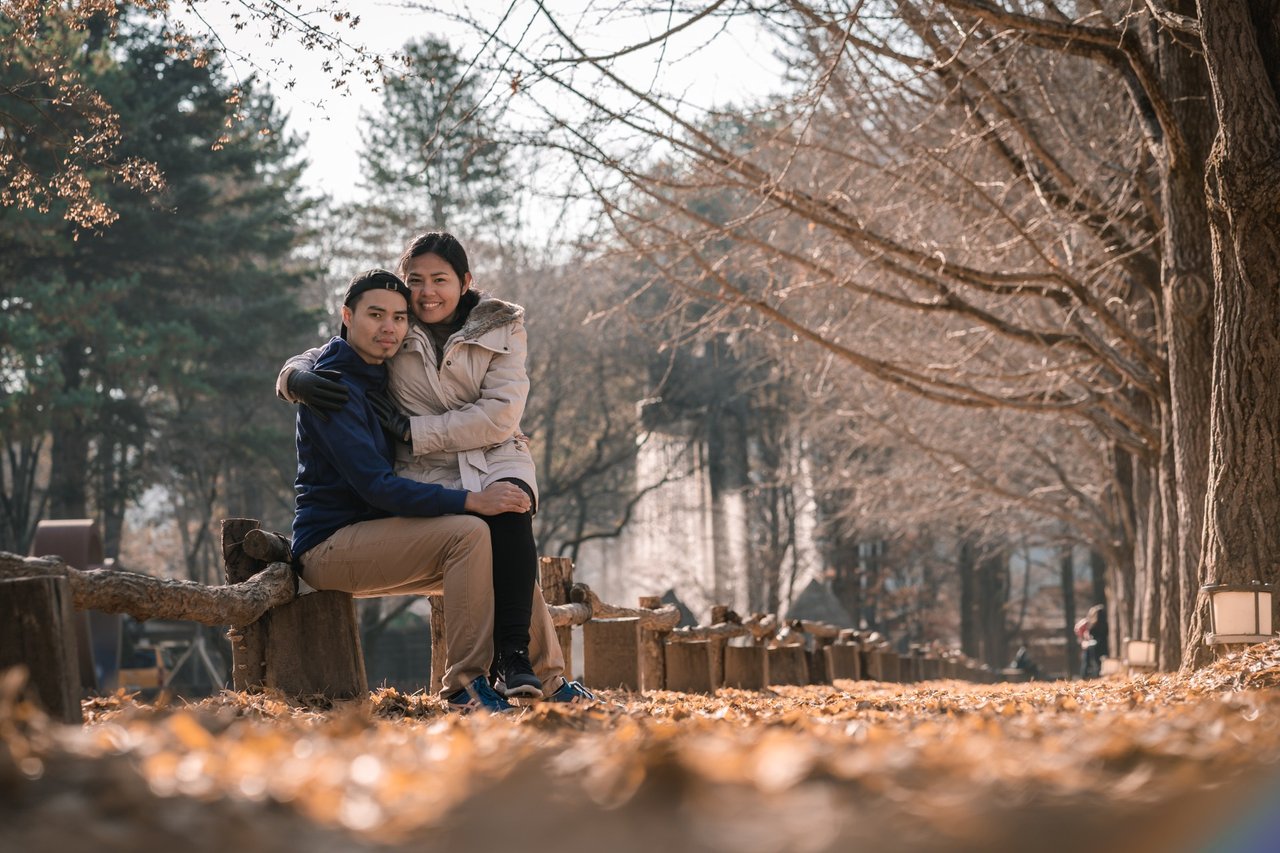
[5,644,1280,853]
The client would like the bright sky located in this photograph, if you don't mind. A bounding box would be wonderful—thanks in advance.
[185,1,787,204]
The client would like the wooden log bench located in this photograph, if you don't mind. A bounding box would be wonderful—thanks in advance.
[1,519,296,719]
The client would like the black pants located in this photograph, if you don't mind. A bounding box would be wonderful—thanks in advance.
[474,477,537,654]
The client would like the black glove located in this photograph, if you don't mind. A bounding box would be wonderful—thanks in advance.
[288,368,348,421]
[367,388,411,443]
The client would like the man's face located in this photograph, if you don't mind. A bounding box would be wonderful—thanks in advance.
[342,289,409,364]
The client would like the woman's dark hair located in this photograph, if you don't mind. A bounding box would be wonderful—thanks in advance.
[397,231,470,281]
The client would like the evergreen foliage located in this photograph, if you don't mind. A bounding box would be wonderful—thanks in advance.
[358,37,510,233]
[0,15,318,567]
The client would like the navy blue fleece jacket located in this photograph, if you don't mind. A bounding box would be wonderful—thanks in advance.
[290,336,469,560]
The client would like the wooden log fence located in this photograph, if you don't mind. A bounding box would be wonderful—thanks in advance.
[2,520,1003,718]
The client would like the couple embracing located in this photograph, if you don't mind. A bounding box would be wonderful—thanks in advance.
[280,231,592,712]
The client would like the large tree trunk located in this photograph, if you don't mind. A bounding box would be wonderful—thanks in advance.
[1059,547,1079,678]
[957,535,978,658]
[1138,455,1163,651]
[1108,445,1138,648]
[1090,549,1107,611]
[978,549,1009,668]
[1158,4,1217,659]
[1184,0,1280,670]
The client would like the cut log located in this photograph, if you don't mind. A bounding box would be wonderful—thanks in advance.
[767,645,808,686]
[548,600,593,627]
[220,520,365,699]
[745,613,780,642]
[638,595,673,692]
[878,650,901,683]
[242,528,292,564]
[668,622,752,641]
[261,589,367,698]
[1,550,294,628]
[806,646,831,685]
[825,644,861,681]
[539,556,575,678]
[583,617,640,690]
[664,639,712,694]
[572,586,679,630]
[429,595,445,695]
[797,620,845,640]
[724,643,766,689]
[0,576,82,723]
[223,519,268,690]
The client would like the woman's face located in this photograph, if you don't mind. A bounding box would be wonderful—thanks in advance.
[404,252,471,324]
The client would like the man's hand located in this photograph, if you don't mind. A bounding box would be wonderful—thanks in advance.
[288,369,348,421]
[367,389,411,443]
[464,482,532,516]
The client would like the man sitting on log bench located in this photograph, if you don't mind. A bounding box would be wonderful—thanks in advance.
[290,269,524,713]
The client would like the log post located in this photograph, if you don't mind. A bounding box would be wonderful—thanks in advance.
[583,617,640,690]
[859,644,875,681]
[539,556,575,678]
[880,650,901,682]
[767,645,808,686]
[428,595,446,695]
[222,519,366,699]
[0,576,83,723]
[724,642,766,689]
[664,639,712,693]
[806,640,831,685]
[223,519,268,690]
[706,604,732,690]
[638,595,670,691]
[825,643,861,682]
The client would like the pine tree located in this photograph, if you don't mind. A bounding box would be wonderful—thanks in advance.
[0,15,318,562]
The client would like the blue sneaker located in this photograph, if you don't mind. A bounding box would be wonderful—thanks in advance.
[544,678,595,704]
[447,675,515,713]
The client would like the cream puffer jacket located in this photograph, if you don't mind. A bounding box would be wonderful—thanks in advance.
[277,294,538,502]
[389,295,537,502]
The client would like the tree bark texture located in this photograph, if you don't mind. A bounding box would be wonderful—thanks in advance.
[221,519,365,699]
[1139,457,1164,651]
[539,556,576,678]
[958,535,979,659]
[428,595,445,696]
[978,550,1009,668]
[1159,6,1217,656]
[0,576,83,723]
[223,519,269,689]
[1185,0,1280,670]
[1,550,295,627]
[1090,550,1108,611]
[1059,548,1078,677]
[1109,447,1139,649]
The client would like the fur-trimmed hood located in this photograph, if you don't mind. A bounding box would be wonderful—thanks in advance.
[457,291,523,340]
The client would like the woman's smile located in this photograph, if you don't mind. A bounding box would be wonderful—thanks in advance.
[404,251,471,324]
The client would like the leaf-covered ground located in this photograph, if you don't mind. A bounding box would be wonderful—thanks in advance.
[6,644,1280,853]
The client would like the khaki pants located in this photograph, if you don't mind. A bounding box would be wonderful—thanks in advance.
[528,582,566,691]
[300,515,492,696]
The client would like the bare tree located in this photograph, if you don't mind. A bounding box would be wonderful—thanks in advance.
[434,0,1278,669]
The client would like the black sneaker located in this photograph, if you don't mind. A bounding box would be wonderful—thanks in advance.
[495,648,542,699]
